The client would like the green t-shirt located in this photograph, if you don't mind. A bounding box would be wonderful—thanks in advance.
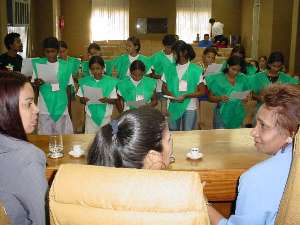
[250,71,299,95]
[79,75,118,126]
[150,50,174,75]
[117,76,156,110]
[32,58,72,122]
[206,72,251,128]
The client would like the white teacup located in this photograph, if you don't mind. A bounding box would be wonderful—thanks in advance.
[190,147,200,157]
[73,145,82,155]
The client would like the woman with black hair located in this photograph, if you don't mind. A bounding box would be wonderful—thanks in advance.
[206,55,251,128]
[250,51,298,104]
[0,72,47,225]
[87,106,173,170]
[220,46,257,76]
[162,40,205,131]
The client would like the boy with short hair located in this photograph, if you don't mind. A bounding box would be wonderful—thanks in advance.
[0,32,23,72]
[32,37,74,134]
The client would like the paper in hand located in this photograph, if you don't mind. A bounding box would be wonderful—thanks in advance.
[21,58,34,77]
[127,100,146,108]
[83,86,103,104]
[204,63,223,76]
[230,90,250,100]
[36,64,58,83]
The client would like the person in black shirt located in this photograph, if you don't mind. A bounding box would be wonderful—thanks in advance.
[0,33,23,72]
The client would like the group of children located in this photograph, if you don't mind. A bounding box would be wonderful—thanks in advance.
[4,32,297,135]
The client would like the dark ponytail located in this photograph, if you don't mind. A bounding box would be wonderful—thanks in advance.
[87,107,168,169]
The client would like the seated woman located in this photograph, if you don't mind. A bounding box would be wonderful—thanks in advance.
[0,72,48,225]
[87,106,172,169]
[207,84,300,225]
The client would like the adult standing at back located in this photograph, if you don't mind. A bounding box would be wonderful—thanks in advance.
[0,72,48,225]
[209,18,224,43]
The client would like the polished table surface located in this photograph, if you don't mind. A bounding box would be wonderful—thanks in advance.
[28,128,268,202]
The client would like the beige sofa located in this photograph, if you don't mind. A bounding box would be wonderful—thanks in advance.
[49,164,210,225]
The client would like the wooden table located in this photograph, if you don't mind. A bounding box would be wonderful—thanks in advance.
[28,129,268,215]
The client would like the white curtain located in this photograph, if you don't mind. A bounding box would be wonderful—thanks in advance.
[176,0,212,43]
[91,0,129,41]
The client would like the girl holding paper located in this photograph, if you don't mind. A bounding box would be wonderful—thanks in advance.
[78,56,118,133]
[113,36,152,80]
[206,55,251,129]
[162,40,205,131]
[117,60,157,112]
[32,37,74,134]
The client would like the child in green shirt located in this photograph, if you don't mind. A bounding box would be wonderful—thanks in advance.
[32,37,74,134]
[250,51,299,103]
[113,36,152,80]
[81,42,114,77]
[78,56,118,133]
[150,34,177,97]
[206,55,251,129]
[162,40,205,131]
[117,60,157,112]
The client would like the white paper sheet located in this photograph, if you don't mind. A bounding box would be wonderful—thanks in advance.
[127,100,146,108]
[83,86,103,104]
[162,95,176,100]
[36,64,58,83]
[21,58,34,77]
[230,90,250,100]
[204,63,223,76]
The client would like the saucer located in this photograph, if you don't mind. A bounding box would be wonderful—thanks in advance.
[68,150,85,158]
[186,152,203,160]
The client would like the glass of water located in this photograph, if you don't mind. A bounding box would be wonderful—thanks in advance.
[48,135,64,158]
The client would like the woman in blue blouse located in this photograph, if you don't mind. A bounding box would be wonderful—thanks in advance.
[207,84,300,225]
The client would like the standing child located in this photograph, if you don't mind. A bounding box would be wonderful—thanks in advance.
[81,42,114,77]
[113,36,152,80]
[150,34,177,99]
[206,55,251,129]
[58,41,81,82]
[78,56,118,133]
[32,37,74,134]
[117,60,157,112]
[162,40,205,131]
[250,51,298,104]
[220,46,257,76]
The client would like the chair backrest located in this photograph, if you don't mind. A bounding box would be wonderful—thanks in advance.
[0,201,12,225]
[49,164,210,225]
[276,129,300,224]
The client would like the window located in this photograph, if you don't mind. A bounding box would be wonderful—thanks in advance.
[176,0,212,43]
[91,0,129,41]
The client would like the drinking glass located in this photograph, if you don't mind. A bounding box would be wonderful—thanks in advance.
[48,135,64,158]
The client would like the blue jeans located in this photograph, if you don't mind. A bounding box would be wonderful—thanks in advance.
[169,110,197,131]
[213,105,225,129]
